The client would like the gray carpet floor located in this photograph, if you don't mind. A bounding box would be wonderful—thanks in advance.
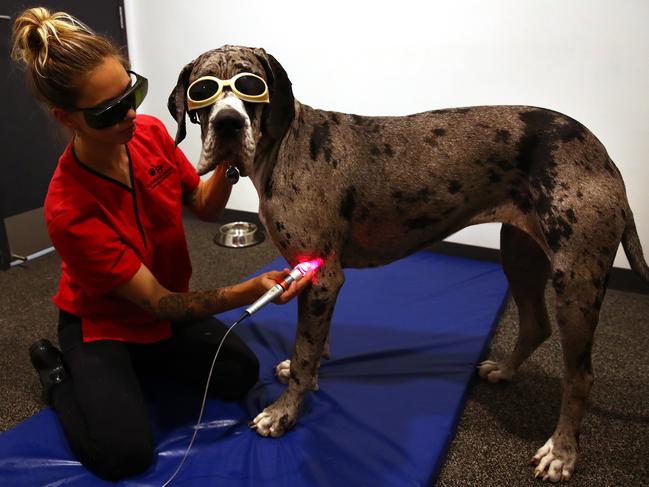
[1,216,648,486]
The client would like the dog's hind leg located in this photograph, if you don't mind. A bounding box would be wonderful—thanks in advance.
[478,224,552,382]
[531,232,618,481]
[250,260,345,437]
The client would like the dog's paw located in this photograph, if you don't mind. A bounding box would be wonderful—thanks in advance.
[249,398,299,438]
[531,437,576,483]
[274,359,291,384]
[477,360,514,383]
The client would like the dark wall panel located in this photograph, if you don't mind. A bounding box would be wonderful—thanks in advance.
[1,1,128,218]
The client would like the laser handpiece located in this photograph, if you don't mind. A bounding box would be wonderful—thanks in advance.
[245,258,323,316]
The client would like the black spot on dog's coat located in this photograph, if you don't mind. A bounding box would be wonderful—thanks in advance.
[433,128,447,136]
[310,298,328,317]
[495,129,511,144]
[516,109,559,173]
[448,180,463,194]
[577,342,593,372]
[264,175,274,199]
[416,188,432,203]
[340,186,357,221]
[546,214,574,251]
[535,192,552,216]
[310,122,332,162]
[515,132,541,173]
[553,269,566,295]
[558,119,586,143]
[566,208,578,224]
[509,188,533,213]
[405,216,441,229]
[488,170,502,183]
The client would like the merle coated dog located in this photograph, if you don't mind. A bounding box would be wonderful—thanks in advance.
[168,45,649,482]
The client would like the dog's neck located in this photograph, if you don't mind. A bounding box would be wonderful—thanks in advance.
[250,100,303,201]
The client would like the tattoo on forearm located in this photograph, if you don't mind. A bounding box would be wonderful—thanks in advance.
[156,289,227,321]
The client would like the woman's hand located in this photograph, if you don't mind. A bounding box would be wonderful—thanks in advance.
[255,268,314,304]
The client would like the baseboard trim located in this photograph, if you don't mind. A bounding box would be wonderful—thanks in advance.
[218,208,263,227]
[215,209,649,295]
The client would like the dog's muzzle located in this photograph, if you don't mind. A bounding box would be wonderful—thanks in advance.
[212,108,244,134]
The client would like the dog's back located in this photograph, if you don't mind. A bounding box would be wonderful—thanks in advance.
[267,104,625,269]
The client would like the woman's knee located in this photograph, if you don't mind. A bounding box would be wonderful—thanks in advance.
[84,433,154,481]
[210,353,260,400]
[242,353,260,391]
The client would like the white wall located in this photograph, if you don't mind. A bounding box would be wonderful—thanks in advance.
[124,0,649,269]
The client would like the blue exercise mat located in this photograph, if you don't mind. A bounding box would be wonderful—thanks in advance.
[0,252,508,486]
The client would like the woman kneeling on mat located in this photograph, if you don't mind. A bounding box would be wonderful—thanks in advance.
[11,7,311,481]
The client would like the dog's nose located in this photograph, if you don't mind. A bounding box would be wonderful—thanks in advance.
[213,109,244,133]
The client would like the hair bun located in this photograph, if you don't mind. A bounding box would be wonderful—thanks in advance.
[10,7,122,109]
[11,7,93,73]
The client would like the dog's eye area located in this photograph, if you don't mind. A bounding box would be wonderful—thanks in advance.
[234,75,266,96]
[189,79,219,101]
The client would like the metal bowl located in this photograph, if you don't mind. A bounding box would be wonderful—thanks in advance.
[214,221,263,248]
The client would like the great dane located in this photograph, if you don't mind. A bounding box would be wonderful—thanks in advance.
[168,45,649,482]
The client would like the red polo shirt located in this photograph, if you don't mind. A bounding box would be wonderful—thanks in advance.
[45,114,200,343]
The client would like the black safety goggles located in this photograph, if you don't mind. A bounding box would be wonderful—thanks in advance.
[73,71,148,130]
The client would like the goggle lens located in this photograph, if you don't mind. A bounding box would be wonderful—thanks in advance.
[233,75,266,96]
[188,78,220,102]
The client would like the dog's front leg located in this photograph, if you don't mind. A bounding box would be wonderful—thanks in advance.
[250,261,344,437]
[274,327,332,387]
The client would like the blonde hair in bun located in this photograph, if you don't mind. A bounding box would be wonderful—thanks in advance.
[11,7,128,109]
[11,7,93,75]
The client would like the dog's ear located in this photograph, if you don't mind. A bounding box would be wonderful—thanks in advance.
[254,48,295,141]
[167,60,195,145]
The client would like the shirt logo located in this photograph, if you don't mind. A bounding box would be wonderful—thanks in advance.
[147,164,173,190]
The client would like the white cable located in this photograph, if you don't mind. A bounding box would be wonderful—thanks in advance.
[161,313,248,487]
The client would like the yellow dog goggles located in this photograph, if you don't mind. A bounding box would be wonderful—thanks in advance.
[186,72,269,116]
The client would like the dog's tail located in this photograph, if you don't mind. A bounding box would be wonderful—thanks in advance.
[621,208,649,285]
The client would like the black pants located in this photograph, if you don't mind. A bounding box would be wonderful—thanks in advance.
[53,310,259,481]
